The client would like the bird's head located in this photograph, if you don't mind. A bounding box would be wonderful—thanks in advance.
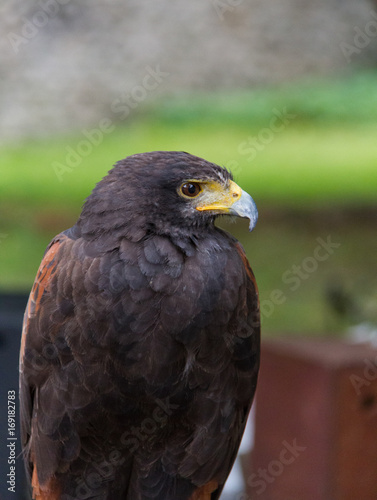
[78,151,258,241]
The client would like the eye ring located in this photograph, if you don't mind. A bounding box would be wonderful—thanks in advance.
[181,182,202,198]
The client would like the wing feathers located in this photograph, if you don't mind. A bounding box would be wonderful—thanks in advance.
[20,230,259,499]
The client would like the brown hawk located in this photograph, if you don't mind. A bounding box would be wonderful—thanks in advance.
[20,151,260,499]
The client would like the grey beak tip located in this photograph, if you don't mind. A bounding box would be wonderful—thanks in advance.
[248,211,258,232]
[230,189,258,232]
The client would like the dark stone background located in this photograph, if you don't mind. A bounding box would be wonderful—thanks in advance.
[1,0,377,143]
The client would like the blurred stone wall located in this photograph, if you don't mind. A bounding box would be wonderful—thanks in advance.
[1,0,376,141]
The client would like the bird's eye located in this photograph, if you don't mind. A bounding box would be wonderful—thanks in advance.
[181,183,202,198]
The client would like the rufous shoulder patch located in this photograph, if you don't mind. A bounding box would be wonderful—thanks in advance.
[32,464,61,500]
[189,480,218,500]
[20,239,61,363]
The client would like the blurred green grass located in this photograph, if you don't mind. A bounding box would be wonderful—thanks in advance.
[154,69,377,126]
[2,123,377,208]
[1,70,376,334]
[2,69,377,211]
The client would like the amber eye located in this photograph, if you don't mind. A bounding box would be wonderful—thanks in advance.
[181,183,201,198]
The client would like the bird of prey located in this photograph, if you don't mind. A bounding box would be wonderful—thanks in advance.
[19,151,260,500]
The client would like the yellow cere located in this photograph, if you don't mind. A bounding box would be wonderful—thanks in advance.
[194,180,242,212]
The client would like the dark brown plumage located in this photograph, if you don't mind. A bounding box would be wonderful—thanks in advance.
[19,151,260,500]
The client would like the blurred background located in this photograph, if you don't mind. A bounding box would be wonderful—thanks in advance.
[1,0,377,498]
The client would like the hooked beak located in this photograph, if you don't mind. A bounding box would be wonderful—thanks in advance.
[229,187,258,232]
[195,180,258,232]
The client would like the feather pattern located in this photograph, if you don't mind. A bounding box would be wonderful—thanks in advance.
[20,151,260,500]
